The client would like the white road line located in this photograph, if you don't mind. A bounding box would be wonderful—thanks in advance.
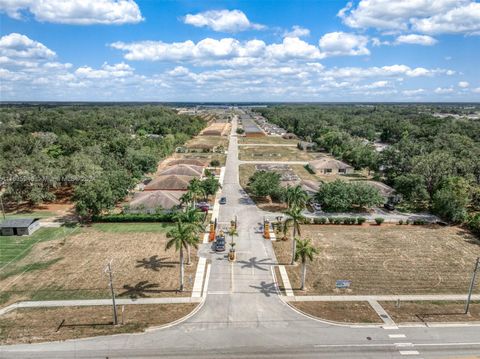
[389,334,407,338]
[399,350,419,355]
[192,257,207,298]
[231,262,235,293]
[278,265,294,296]
[202,264,211,298]
[395,343,414,347]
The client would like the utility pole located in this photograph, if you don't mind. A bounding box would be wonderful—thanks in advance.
[465,257,479,314]
[104,260,118,325]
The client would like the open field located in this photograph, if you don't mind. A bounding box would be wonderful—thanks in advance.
[171,152,226,166]
[290,301,382,324]
[0,303,197,345]
[238,136,298,145]
[381,301,480,323]
[185,135,228,149]
[273,225,480,295]
[0,224,198,307]
[239,146,319,162]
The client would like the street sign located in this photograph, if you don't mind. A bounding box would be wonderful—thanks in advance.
[336,280,351,289]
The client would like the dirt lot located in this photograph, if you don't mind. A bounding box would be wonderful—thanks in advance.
[238,136,298,145]
[381,301,480,323]
[171,152,226,166]
[290,301,382,324]
[0,303,197,345]
[0,224,199,307]
[185,135,228,150]
[273,225,480,295]
[239,146,318,162]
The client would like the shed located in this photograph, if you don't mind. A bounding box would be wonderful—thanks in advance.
[0,218,40,236]
[309,157,354,175]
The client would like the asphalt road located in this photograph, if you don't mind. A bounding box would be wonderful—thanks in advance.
[1,117,480,358]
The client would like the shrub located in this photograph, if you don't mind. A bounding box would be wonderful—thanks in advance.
[334,217,342,225]
[406,219,411,225]
[328,217,335,224]
[413,219,427,225]
[467,214,480,236]
[92,213,175,223]
[398,219,404,225]
[375,217,385,225]
[314,217,327,225]
[304,164,315,174]
[236,128,245,134]
[210,159,220,167]
[357,217,366,225]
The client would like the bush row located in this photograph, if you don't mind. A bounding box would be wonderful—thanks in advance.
[312,217,367,225]
[398,219,427,225]
[92,213,175,223]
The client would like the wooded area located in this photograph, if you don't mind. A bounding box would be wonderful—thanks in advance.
[0,105,205,216]
[254,105,480,232]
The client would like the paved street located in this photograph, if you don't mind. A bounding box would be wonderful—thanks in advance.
[1,117,480,358]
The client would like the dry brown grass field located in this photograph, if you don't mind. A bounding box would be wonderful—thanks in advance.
[0,224,199,307]
[239,146,319,162]
[274,224,480,295]
[0,303,197,344]
[238,136,298,145]
[290,301,382,324]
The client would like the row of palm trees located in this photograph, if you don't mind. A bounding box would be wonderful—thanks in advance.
[283,185,319,291]
[166,176,220,291]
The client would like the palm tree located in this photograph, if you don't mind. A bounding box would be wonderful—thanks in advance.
[180,191,194,208]
[227,226,238,246]
[187,178,206,207]
[166,221,199,291]
[286,185,308,210]
[284,206,305,265]
[173,207,204,265]
[295,238,319,290]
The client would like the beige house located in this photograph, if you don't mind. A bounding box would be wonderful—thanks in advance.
[127,190,186,213]
[309,158,354,175]
[158,164,203,178]
[144,175,194,191]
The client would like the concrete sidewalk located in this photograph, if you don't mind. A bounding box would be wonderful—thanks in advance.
[284,294,480,302]
[0,296,202,316]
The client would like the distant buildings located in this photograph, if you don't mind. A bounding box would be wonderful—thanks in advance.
[308,158,354,175]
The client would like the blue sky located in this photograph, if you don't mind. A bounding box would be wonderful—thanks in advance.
[0,0,479,101]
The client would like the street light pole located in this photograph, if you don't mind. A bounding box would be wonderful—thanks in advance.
[104,260,118,325]
[465,257,479,314]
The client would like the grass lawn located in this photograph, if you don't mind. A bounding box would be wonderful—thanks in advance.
[0,303,197,344]
[172,152,226,166]
[290,301,382,324]
[238,136,298,145]
[381,301,480,323]
[273,224,480,295]
[91,222,173,233]
[0,226,80,269]
[1,211,58,219]
[0,226,199,307]
[239,146,318,162]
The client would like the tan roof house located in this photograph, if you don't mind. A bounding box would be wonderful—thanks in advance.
[158,164,203,177]
[309,158,354,175]
[144,175,193,191]
[128,190,186,213]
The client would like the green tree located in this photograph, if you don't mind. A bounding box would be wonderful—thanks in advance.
[173,207,204,264]
[284,206,305,265]
[394,174,429,208]
[166,221,199,291]
[295,238,319,290]
[433,177,472,223]
[315,180,353,212]
[187,178,206,206]
[248,170,281,199]
[351,182,384,210]
[73,178,115,218]
[201,175,222,199]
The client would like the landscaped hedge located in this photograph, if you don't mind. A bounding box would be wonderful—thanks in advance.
[467,214,480,236]
[92,213,175,223]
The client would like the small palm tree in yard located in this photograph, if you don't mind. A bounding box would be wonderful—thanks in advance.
[295,238,319,291]
[187,178,206,207]
[166,221,199,291]
[174,207,204,265]
[286,185,308,210]
[285,206,305,265]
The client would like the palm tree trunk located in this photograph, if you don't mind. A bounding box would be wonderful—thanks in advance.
[187,246,191,265]
[179,247,184,291]
[291,224,297,265]
[301,261,306,290]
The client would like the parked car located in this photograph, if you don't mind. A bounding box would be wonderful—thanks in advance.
[215,236,226,252]
[219,196,227,204]
[311,202,322,212]
[384,202,395,211]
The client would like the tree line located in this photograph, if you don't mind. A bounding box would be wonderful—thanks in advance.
[254,104,480,227]
[0,105,205,216]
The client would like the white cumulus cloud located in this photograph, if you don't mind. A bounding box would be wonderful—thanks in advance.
[458,81,469,88]
[318,32,370,57]
[0,33,56,59]
[283,25,310,38]
[183,9,264,32]
[395,34,438,45]
[0,0,143,25]
[338,0,480,35]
